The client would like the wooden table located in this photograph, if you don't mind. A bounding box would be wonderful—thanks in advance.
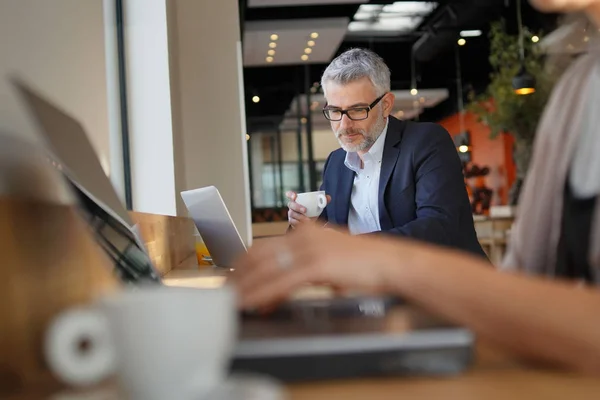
[12,267,598,399]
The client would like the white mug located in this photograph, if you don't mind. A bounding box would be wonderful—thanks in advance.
[295,191,328,218]
[44,286,237,400]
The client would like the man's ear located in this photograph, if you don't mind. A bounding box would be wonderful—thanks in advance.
[382,92,395,117]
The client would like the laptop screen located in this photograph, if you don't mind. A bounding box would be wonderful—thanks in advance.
[12,78,161,284]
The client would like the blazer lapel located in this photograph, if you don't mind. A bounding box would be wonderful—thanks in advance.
[378,117,405,230]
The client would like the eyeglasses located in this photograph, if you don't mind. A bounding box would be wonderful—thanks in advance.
[322,93,386,121]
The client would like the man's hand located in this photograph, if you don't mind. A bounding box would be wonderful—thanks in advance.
[286,191,331,228]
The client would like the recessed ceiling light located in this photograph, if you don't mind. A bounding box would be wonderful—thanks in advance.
[307,40,316,47]
[410,88,418,96]
[531,35,540,43]
[270,33,278,41]
[269,42,277,48]
[310,32,319,39]
[458,145,469,153]
[457,38,466,46]
[301,54,309,61]
[419,97,426,103]
[460,30,482,37]
[381,2,436,14]
[351,2,437,34]
[268,49,275,56]
[252,96,260,103]
[266,56,274,63]
[304,48,312,54]
[301,117,308,123]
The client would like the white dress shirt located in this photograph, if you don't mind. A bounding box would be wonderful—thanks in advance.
[345,118,389,235]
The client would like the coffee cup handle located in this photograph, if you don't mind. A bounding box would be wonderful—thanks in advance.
[317,193,327,209]
[44,307,116,387]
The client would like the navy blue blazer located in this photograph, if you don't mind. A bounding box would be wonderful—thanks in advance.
[319,116,486,258]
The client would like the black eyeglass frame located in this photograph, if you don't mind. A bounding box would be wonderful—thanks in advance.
[322,93,387,121]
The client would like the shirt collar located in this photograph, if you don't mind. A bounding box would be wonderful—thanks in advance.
[344,117,389,173]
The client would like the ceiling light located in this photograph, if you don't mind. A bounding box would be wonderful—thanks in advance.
[310,32,319,39]
[531,35,539,43]
[410,88,418,96]
[513,65,536,95]
[304,48,312,54]
[266,56,274,63]
[460,30,482,37]
[357,4,384,12]
[396,110,404,118]
[252,96,260,103]
[270,33,278,41]
[307,40,316,47]
[353,12,374,21]
[584,36,590,42]
[348,17,425,33]
[458,145,469,153]
[458,38,466,46]
[301,54,309,61]
[419,97,426,103]
[301,117,307,123]
[268,49,275,56]
[350,2,437,34]
[269,42,277,48]
[514,0,536,96]
[381,2,437,14]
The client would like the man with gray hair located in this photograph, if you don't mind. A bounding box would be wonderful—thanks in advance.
[287,48,485,257]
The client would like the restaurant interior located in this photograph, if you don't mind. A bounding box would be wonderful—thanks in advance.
[2,0,600,399]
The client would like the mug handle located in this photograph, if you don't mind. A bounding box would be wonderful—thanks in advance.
[44,307,116,387]
[317,193,327,209]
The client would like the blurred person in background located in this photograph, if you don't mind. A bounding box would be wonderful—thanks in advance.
[286,48,486,258]
[232,0,600,374]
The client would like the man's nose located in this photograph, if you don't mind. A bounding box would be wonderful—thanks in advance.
[339,113,354,129]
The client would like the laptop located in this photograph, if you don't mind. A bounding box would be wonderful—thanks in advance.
[180,186,247,268]
[12,78,475,382]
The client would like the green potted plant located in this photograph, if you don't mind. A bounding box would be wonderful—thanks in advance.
[468,20,558,205]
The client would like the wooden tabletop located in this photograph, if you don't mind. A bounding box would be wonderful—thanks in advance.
[11,267,597,399]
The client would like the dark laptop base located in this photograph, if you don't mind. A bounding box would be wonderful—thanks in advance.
[231,297,475,382]
[231,345,473,382]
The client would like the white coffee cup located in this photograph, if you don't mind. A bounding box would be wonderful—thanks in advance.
[295,191,328,218]
[44,286,237,400]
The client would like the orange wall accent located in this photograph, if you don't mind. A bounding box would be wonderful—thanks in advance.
[438,111,516,205]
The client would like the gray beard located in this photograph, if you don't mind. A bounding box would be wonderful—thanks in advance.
[336,114,386,153]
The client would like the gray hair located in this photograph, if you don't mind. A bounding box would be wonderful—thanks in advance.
[321,48,391,97]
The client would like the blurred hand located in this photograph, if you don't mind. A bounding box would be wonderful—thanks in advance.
[286,191,331,228]
[229,225,406,310]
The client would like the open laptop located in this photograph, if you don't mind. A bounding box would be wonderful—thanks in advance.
[11,78,474,382]
[180,186,247,268]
